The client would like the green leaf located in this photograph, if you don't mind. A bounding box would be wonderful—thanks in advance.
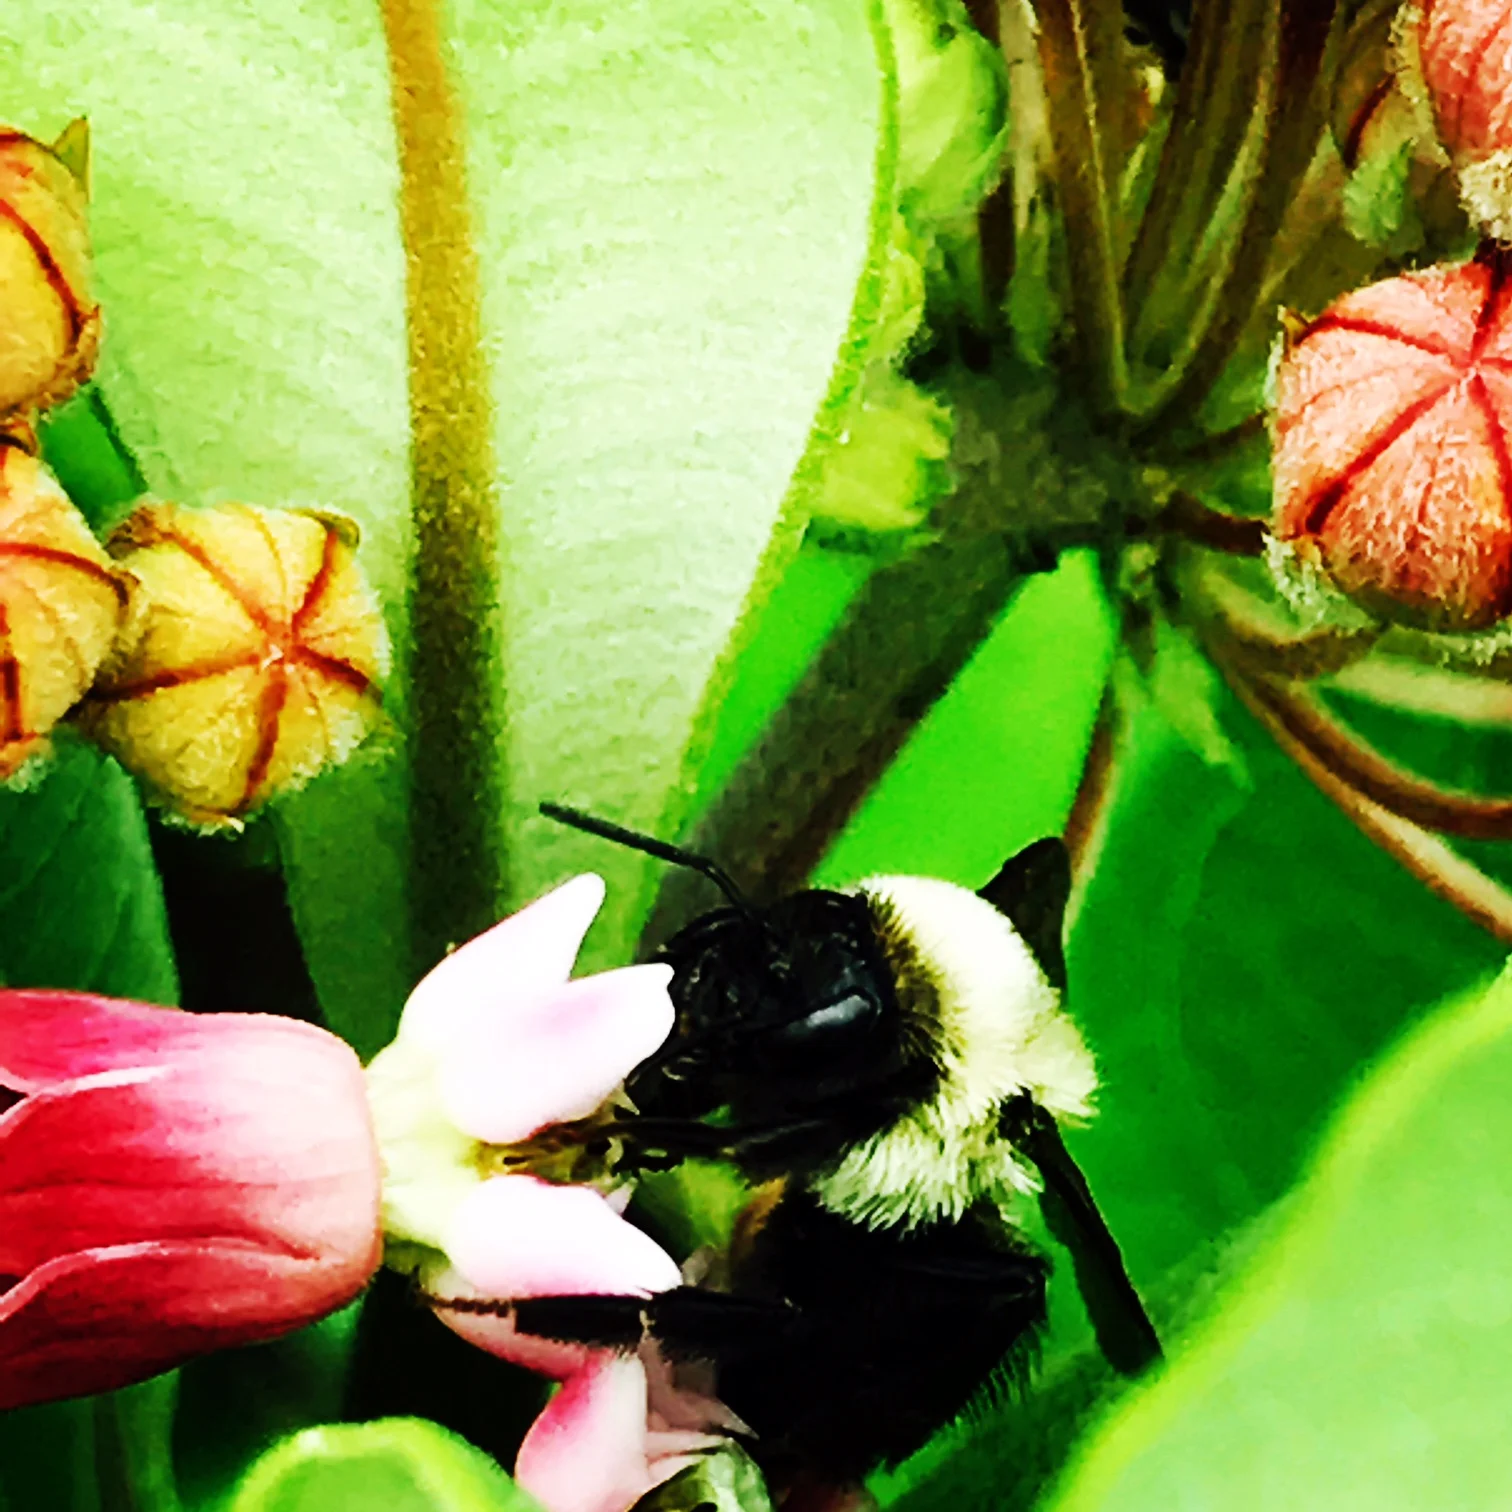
[816,549,1116,887]
[1048,963,1512,1509]
[174,1306,361,1512]
[227,1420,539,1512]
[0,734,176,1003]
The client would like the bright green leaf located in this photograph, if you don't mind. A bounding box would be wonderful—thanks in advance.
[228,1419,539,1512]
[175,1306,362,1512]
[1049,963,1512,1509]
[817,549,1116,887]
[882,678,1504,1512]
[0,734,176,1002]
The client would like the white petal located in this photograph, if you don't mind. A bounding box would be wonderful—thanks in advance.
[399,875,606,1052]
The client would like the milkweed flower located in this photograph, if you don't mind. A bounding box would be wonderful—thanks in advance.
[1271,254,1512,630]
[366,873,726,1512]
[0,990,380,1407]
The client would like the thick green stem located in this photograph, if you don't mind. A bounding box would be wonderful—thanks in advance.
[642,535,1026,940]
[381,0,507,969]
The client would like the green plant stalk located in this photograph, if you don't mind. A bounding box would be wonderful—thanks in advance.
[643,533,1027,939]
[1136,0,1339,432]
[1210,639,1512,945]
[1122,0,1275,347]
[1034,0,1129,414]
[94,1379,184,1512]
[381,0,509,970]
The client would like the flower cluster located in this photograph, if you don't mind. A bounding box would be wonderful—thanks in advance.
[1271,1,1512,635]
[0,876,725,1512]
[0,120,386,818]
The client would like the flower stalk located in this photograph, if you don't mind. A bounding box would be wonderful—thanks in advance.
[381,0,509,970]
[1035,0,1131,413]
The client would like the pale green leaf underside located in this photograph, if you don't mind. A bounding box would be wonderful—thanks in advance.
[229,1419,540,1512]
[1048,964,1512,1511]
[446,0,894,964]
[7,0,894,1031]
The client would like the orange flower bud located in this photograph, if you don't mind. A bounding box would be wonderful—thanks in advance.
[79,503,388,824]
[1272,255,1512,631]
[0,444,124,778]
[0,122,99,417]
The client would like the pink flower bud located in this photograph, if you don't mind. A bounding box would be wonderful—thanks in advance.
[0,123,99,418]
[1412,0,1512,235]
[1272,254,1512,629]
[0,991,381,1407]
[0,445,125,777]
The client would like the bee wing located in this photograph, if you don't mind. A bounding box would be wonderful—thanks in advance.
[1003,1095,1162,1375]
[978,837,1071,992]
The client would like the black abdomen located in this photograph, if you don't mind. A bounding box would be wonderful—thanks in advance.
[721,1191,1048,1482]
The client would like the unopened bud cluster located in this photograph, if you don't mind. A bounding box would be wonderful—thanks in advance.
[1404,0,1512,239]
[1268,2,1512,632]
[0,118,389,812]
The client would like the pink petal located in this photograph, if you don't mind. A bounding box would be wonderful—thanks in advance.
[0,1236,378,1410]
[0,1019,379,1286]
[439,964,674,1143]
[0,991,219,1091]
[400,876,607,1053]
[516,1354,658,1512]
[443,1176,681,1298]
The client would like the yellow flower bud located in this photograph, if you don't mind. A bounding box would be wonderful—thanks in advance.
[0,444,125,778]
[0,122,100,417]
[79,503,388,825]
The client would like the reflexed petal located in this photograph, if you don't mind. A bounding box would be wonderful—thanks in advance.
[515,1354,657,1512]
[0,1026,379,1277]
[0,991,219,1091]
[443,1176,680,1299]
[0,1237,377,1410]
[400,875,607,1052]
[439,964,674,1143]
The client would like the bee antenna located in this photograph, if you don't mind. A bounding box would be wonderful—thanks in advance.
[539,802,759,921]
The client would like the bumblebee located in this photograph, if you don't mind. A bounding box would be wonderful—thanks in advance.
[447,805,1158,1492]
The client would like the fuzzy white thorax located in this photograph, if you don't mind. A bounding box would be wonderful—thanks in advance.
[810,875,1097,1230]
